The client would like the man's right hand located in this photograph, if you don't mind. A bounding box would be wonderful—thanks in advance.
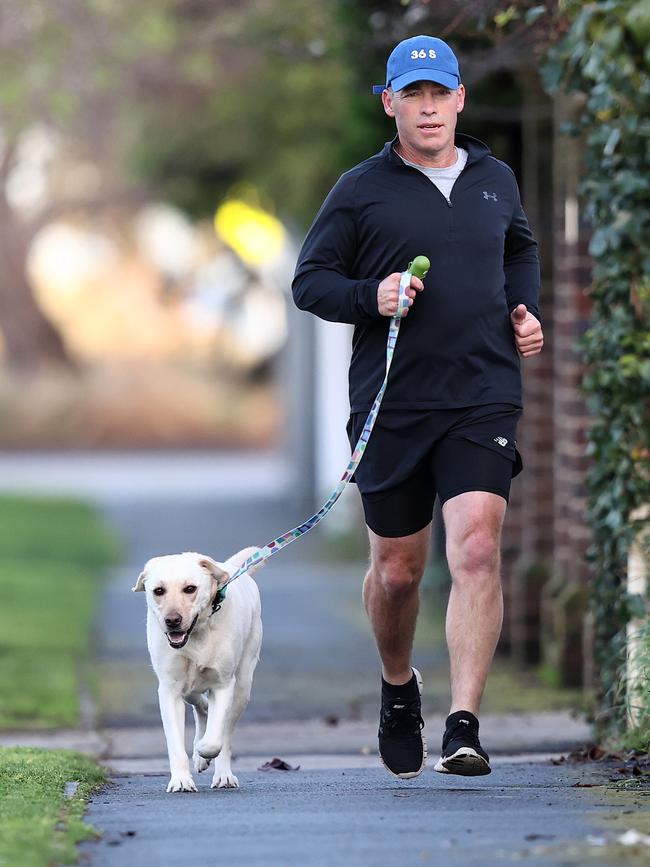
[377,272,424,317]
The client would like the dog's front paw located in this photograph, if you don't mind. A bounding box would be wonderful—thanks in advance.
[167,773,198,793]
[193,752,211,773]
[211,770,239,789]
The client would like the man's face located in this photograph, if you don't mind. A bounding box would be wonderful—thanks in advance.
[382,80,465,164]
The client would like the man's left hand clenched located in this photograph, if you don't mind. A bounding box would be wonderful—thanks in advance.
[510,304,544,357]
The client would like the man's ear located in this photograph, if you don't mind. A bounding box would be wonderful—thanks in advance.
[381,88,395,118]
[198,556,230,587]
[456,83,466,114]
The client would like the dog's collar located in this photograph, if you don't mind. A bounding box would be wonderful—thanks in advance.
[209,586,227,616]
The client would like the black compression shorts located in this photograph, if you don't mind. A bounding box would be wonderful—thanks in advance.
[346,404,523,538]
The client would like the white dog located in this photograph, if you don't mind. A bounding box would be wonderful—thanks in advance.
[132,547,263,792]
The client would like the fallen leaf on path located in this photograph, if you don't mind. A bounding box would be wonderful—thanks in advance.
[611,756,647,778]
[258,757,300,771]
[567,744,614,763]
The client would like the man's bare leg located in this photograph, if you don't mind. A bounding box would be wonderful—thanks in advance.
[363,524,431,684]
[442,490,507,716]
[364,524,431,778]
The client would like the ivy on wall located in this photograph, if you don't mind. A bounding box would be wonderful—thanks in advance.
[543,0,650,741]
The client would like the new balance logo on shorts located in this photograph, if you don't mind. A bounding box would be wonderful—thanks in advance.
[493,436,508,447]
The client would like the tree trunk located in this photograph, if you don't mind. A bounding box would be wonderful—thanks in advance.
[0,200,75,373]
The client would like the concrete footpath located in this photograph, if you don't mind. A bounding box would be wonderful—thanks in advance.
[80,761,645,867]
[4,718,647,866]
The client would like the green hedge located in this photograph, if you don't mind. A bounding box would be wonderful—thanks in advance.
[543,0,650,743]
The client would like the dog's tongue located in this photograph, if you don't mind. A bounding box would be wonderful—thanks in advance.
[168,632,186,644]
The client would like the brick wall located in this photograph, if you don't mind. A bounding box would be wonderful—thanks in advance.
[500,91,594,687]
[547,109,594,684]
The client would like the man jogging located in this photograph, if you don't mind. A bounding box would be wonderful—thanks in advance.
[292,35,543,779]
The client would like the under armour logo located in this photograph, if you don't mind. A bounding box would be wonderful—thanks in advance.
[493,436,508,447]
[483,191,498,201]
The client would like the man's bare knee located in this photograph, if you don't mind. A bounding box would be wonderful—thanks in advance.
[368,548,426,597]
[447,526,501,585]
[443,492,505,584]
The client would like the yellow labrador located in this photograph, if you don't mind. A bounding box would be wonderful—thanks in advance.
[133,547,263,792]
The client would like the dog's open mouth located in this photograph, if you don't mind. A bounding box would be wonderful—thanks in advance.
[166,615,198,649]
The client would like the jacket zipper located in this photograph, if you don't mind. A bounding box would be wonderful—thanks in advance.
[401,156,475,207]
[402,164,455,208]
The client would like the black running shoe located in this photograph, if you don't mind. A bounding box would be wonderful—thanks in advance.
[378,668,426,779]
[434,710,491,776]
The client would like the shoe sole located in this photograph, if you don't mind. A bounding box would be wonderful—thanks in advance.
[434,747,491,776]
[380,668,427,780]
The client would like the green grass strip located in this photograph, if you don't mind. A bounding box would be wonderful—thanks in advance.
[0,496,120,728]
[0,496,118,567]
[0,747,108,867]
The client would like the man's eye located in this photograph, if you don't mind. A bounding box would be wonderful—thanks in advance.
[153,587,165,596]
[183,586,197,594]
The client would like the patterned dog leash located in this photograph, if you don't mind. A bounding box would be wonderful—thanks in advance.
[211,255,431,613]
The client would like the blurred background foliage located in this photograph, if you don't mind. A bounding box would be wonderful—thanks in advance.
[2,0,555,446]
[0,0,562,364]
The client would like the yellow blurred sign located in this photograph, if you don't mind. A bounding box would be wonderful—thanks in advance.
[214,198,286,267]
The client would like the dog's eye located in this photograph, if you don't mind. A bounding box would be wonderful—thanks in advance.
[183,585,197,594]
[153,587,166,596]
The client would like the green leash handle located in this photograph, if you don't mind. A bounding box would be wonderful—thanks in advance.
[398,255,430,315]
[408,255,431,280]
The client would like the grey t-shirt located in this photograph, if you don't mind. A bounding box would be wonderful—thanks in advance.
[398,147,469,201]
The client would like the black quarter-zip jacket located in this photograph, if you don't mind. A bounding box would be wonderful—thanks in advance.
[292,133,540,412]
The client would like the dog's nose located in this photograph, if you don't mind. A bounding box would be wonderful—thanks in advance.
[165,613,182,629]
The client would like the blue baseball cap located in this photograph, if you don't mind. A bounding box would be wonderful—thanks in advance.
[372,35,461,94]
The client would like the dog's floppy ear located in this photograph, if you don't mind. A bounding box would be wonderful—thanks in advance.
[132,556,162,592]
[198,556,230,586]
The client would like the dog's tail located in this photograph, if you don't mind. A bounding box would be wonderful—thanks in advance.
[228,546,265,576]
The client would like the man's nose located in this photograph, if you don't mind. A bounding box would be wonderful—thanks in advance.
[165,612,182,629]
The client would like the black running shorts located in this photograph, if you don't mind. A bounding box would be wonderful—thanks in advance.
[346,404,523,538]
